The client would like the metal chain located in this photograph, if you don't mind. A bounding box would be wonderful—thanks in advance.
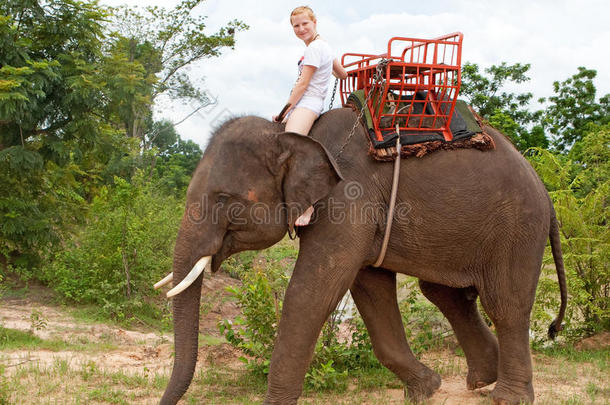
[328,78,338,110]
[335,58,390,160]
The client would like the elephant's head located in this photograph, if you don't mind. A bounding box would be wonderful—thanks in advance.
[158,116,342,404]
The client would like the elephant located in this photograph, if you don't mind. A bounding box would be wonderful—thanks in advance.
[156,107,567,404]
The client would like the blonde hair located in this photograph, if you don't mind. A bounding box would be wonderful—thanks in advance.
[290,6,316,23]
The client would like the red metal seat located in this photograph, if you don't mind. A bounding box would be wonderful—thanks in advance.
[340,33,463,142]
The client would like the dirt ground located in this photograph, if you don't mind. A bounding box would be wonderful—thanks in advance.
[1,273,608,404]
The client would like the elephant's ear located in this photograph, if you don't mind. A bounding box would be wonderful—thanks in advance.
[268,132,343,233]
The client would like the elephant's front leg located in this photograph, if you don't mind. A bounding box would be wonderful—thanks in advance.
[264,242,363,404]
[351,267,441,402]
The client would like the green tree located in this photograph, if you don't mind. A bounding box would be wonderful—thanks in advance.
[460,62,547,150]
[540,67,610,151]
[528,124,609,338]
[0,0,241,272]
[0,0,111,269]
[108,0,248,150]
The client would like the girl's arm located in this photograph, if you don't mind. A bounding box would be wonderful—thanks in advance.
[287,65,316,107]
[332,58,347,79]
[274,65,317,121]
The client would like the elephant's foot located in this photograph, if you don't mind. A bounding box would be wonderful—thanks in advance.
[490,381,534,404]
[467,363,498,390]
[403,367,441,403]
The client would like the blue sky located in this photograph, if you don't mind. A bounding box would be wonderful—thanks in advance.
[103,0,610,147]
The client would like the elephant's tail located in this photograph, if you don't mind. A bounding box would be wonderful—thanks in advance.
[547,204,568,340]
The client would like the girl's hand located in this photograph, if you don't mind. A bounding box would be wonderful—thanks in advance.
[332,58,348,79]
[274,103,293,122]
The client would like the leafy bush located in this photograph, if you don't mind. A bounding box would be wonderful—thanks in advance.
[39,172,183,321]
[528,125,609,340]
[398,277,452,353]
[219,260,288,376]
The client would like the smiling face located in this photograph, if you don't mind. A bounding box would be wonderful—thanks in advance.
[290,12,317,45]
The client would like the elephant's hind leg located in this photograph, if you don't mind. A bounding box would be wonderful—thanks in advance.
[478,264,540,404]
[419,281,498,390]
[351,267,441,402]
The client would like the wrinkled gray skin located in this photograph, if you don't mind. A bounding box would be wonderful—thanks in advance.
[160,108,566,405]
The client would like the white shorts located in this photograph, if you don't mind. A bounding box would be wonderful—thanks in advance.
[294,95,325,115]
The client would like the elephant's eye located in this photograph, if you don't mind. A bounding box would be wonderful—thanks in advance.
[216,193,230,204]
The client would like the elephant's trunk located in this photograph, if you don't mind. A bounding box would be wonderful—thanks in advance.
[160,251,205,405]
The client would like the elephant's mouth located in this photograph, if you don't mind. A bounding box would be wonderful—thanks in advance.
[211,231,234,273]
[154,232,232,297]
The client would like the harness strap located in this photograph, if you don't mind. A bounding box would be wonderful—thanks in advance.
[373,128,401,268]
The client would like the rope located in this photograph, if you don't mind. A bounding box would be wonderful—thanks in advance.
[373,127,401,268]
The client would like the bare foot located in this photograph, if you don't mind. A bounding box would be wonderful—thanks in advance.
[295,206,314,226]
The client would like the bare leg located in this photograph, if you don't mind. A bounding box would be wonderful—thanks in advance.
[285,106,319,226]
[285,107,318,135]
[419,281,498,389]
[351,267,441,402]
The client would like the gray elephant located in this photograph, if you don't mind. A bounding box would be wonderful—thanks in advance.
[155,107,567,404]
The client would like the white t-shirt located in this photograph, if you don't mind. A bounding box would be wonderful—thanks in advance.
[298,39,333,99]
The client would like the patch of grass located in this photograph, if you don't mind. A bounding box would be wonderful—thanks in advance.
[0,326,118,353]
[153,373,169,390]
[0,357,169,404]
[429,355,465,377]
[0,285,28,300]
[109,371,148,388]
[199,334,226,346]
[349,367,398,391]
[0,365,10,405]
[0,326,43,349]
[263,238,298,263]
[53,358,70,375]
[586,382,603,403]
[188,366,266,403]
[68,301,171,332]
[534,345,610,370]
[87,384,129,404]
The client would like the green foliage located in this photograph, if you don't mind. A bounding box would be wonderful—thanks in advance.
[29,309,48,332]
[528,125,609,339]
[39,173,184,320]
[461,62,546,150]
[0,0,108,148]
[541,67,610,151]
[153,123,203,195]
[109,0,248,147]
[0,0,111,268]
[0,0,237,279]
[0,147,87,269]
[305,360,348,392]
[0,326,43,350]
[219,259,289,376]
[399,277,451,353]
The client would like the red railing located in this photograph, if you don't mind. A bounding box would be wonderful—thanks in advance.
[340,32,463,142]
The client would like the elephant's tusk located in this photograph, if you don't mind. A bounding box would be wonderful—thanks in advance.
[153,273,173,289]
[166,256,211,298]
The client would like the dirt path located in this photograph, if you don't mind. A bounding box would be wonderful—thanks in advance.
[0,293,173,376]
[1,275,607,404]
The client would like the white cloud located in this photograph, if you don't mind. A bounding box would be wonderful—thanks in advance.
[102,0,610,147]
